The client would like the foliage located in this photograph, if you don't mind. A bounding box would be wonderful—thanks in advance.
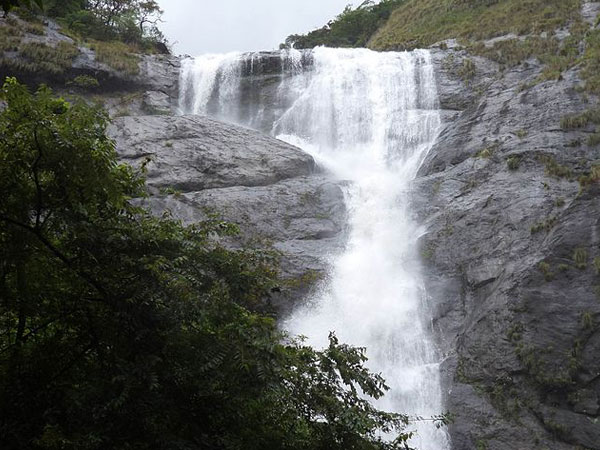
[282,0,405,49]
[369,0,581,50]
[0,79,430,450]
[8,0,168,54]
[1,0,42,16]
[581,29,600,95]
[506,155,521,171]
[67,74,100,89]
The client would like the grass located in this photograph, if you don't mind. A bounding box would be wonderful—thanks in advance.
[530,216,557,234]
[539,155,573,180]
[581,29,600,95]
[369,0,582,50]
[467,31,582,82]
[1,41,79,76]
[0,20,23,53]
[507,155,521,171]
[578,164,600,190]
[89,40,140,75]
[593,257,600,275]
[67,75,100,89]
[573,248,588,270]
[457,57,476,83]
[560,108,600,129]
[538,261,554,281]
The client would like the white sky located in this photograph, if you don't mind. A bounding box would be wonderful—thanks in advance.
[156,0,354,55]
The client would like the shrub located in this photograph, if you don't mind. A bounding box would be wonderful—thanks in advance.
[507,155,521,171]
[68,74,100,89]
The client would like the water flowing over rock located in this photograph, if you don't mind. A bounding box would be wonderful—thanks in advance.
[179,47,450,449]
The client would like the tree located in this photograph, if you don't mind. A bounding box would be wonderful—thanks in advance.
[282,0,406,49]
[1,0,43,16]
[0,79,433,449]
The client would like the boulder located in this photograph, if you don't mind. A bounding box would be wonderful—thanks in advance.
[110,114,346,313]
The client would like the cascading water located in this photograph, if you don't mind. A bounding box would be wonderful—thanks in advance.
[179,47,449,449]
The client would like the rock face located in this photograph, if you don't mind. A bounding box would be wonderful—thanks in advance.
[6,10,600,449]
[0,15,180,115]
[109,115,346,312]
[414,34,600,450]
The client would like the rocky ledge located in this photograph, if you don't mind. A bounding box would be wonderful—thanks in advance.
[0,15,181,116]
[109,115,346,312]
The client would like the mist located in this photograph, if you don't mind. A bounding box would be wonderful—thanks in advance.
[156,0,353,55]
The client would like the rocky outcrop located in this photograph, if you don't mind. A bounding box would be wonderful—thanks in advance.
[414,31,600,450]
[0,15,180,115]
[109,115,346,312]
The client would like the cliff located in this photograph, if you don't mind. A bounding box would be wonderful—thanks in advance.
[413,6,600,448]
[3,3,600,449]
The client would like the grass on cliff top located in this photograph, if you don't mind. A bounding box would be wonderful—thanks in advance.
[88,40,140,76]
[369,0,582,50]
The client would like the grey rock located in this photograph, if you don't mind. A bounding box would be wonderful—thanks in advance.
[142,90,172,115]
[417,41,600,450]
[110,115,316,192]
[572,389,599,416]
[582,1,600,26]
[109,114,346,313]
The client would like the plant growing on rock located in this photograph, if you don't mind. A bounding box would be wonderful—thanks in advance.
[506,155,521,171]
[573,248,588,270]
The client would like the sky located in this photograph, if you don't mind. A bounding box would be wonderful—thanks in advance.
[156,0,353,55]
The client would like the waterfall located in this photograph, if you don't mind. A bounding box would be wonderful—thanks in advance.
[179,47,449,449]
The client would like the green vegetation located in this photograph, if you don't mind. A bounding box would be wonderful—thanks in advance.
[41,0,167,53]
[89,39,140,75]
[538,261,554,281]
[560,108,600,130]
[506,155,521,171]
[516,129,528,139]
[581,29,600,95]
[369,0,581,50]
[578,164,600,190]
[530,216,557,234]
[67,74,100,89]
[582,312,594,330]
[282,0,405,49]
[0,17,22,52]
[457,57,476,83]
[0,79,439,450]
[476,148,493,159]
[476,142,499,159]
[0,36,79,76]
[1,0,43,15]
[539,155,573,180]
[573,247,588,270]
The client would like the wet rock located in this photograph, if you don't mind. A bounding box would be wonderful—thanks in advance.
[110,115,316,192]
[110,114,346,312]
[142,90,172,115]
[416,39,600,450]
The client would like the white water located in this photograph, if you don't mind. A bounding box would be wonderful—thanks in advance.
[180,47,448,449]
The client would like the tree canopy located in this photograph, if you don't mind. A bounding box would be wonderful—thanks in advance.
[282,0,405,49]
[5,0,167,52]
[0,78,436,449]
[1,0,43,16]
